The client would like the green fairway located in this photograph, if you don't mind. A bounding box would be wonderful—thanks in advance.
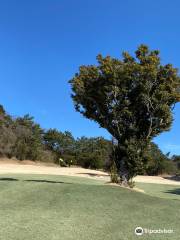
[136,182,180,200]
[0,174,179,240]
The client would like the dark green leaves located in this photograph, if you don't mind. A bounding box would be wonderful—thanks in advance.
[70,45,180,180]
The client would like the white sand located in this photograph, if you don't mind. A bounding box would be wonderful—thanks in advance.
[0,159,180,185]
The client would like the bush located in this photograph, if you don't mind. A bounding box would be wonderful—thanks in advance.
[110,162,119,183]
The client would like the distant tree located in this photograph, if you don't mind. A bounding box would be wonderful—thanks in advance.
[13,115,43,160]
[75,137,111,169]
[145,143,176,175]
[172,155,180,172]
[70,45,180,186]
[43,129,61,153]
[43,129,75,162]
[0,105,5,116]
[0,105,16,157]
[0,104,111,167]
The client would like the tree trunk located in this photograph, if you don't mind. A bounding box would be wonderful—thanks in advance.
[118,157,130,187]
[113,142,131,187]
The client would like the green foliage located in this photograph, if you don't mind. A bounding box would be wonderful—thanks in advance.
[128,179,135,188]
[44,129,75,157]
[70,45,180,184]
[172,155,180,170]
[162,160,177,175]
[43,129,60,152]
[77,152,101,169]
[145,143,177,175]
[38,150,56,163]
[75,137,111,169]
[13,115,44,161]
[0,104,111,168]
[0,105,16,157]
[110,162,119,183]
[61,154,76,167]
[0,102,178,178]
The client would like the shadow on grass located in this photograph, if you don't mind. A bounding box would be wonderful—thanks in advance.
[0,178,19,181]
[165,188,180,195]
[24,179,72,184]
[77,173,107,177]
[163,175,180,181]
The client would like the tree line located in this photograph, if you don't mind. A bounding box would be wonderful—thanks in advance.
[0,103,179,175]
[0,104,111,169]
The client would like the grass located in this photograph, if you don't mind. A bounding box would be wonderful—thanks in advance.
[136,182,180,200]
[0,174,179,240]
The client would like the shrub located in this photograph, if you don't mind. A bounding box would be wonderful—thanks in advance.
[110,162,119,183]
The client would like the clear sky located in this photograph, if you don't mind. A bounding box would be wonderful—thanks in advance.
[0,0,180,155]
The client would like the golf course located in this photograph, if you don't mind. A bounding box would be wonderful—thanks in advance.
[1,1,180,239]
[0,162,180,240]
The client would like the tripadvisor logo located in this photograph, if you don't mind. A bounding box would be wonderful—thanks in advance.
[135,227,144,236]
[134,226,174,235]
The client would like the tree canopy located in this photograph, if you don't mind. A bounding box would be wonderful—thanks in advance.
[70,45,180,185]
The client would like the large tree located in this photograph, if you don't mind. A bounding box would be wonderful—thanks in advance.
[70,45,180,186]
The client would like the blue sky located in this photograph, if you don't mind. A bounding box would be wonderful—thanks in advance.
[0,0,180,155]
